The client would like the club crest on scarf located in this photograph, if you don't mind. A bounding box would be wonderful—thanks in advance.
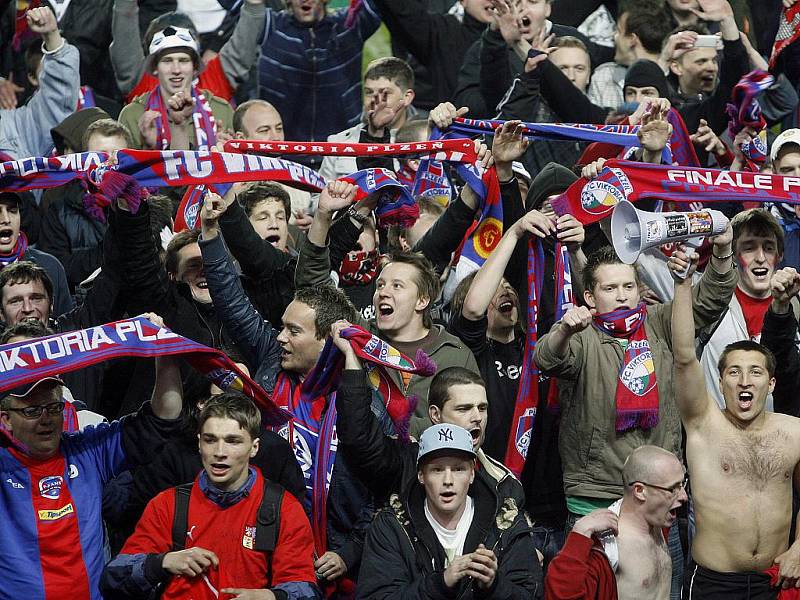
[514,407,536,459]
[580,167,633,214]
[619,342,656,396]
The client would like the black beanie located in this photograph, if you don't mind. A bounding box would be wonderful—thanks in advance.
[624,59,669,99]
[525,162,578,211]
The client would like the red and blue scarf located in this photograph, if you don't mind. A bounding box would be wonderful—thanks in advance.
[726,70,773,170]
[552,159,800,224]
[593,303,659,432]
[274,325,435,556]
[504,239,573,476]
[76,86,96,110]
[0,316,289,451]
[144,85,217,152]
[0,231,28,269]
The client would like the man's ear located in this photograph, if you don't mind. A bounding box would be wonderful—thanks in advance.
[429,404,442,424]
[583,288,595,309]
[669,60,682,78]
[418,470,424,485]
[0,411,12,432]
[250,436,260,458]
[403,89,415,108]
[415,294,431,313]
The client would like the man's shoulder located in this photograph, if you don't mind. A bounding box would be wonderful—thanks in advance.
[22,248,66,277]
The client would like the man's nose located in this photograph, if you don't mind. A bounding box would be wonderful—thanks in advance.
[443,468,454,485]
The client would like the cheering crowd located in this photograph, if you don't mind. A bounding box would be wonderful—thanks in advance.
[5,0,800,598]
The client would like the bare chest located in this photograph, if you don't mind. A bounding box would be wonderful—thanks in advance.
[711,430,794,490]
[616,535,671,600]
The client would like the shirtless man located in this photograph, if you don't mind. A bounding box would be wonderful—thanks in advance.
[546,445,686,600]
[672,249,800,598]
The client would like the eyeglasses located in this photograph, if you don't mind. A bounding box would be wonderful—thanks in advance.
[628,473,689,496]
[4,401,66,419]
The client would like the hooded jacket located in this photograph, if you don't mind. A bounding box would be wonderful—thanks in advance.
[357,464,542,599]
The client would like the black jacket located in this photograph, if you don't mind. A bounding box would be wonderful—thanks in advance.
[357,467,542,599]
[38,180,106,292]
[335,369,526,509]
[454,24,611,119]
[372,0,485,110]
[759,306,800,417]
[218,198,360,329]
[513,36,749,142]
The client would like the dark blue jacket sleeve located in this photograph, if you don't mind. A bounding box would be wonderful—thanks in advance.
[199,232,282,388]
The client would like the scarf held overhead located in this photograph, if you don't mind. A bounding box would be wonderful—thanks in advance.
[726,70,773,169]
[504,240,573,477]
[0,316,290,426]
[551,159,800,224]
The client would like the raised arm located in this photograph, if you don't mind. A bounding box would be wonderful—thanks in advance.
[218,0,268,91]
[670,249,713,426]
[759,268,800,417]
[110,0,145,97]
[148,350,184,421]
[331,322,407,501]
[199,193,282,379]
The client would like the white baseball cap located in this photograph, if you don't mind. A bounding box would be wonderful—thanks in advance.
[770,128,800,162]
[145,26,200,73]
[417,423,477,464]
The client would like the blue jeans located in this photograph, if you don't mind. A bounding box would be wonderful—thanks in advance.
[531,520,567,574]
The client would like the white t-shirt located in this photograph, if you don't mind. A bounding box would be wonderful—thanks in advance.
[424,496,475,567]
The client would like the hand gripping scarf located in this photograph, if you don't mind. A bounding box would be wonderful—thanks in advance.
[593,303,659,432]
[144,85,217,152]
[551,159,800,225]
[0,231,28,269]
[273,325,436,556]
[0,316,290,450]
[504,239,573,476]
[726,70,774,170]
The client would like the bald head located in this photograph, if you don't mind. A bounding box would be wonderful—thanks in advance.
[623,445,681,491]
[233,100,284,141]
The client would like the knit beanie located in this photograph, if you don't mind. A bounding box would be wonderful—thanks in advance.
[624,59,669,99]
[525,162,578,211]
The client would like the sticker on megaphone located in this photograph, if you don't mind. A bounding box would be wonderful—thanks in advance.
[611,200,729,267]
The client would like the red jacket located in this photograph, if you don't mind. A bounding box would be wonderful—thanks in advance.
[120,470,316,599]
[545,531,617,600]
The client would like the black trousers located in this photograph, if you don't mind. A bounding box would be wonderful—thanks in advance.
[683,562,777,600]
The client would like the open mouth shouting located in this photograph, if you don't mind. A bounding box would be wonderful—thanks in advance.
[439,490,458,505]
[265,234,281,247]
[377,303,394,318]
[468,426,482,448]
[750,267,769,281]
[738,391,753,411]
[0,226,16,248]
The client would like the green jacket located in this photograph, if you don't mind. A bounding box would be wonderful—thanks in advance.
[534,263,737,500]
[295,236,479,437]
[118,89,234,150]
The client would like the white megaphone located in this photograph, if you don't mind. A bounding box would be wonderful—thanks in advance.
[611,200,729,278]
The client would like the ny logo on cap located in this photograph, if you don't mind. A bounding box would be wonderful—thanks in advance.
[438,428,454,442]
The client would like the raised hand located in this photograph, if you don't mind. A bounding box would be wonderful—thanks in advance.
[690,0,734,22]
[167,92,195,125]
[138,110,160,150]
[318,180,357,214]
[27,6,61,51]
[667,245,699,281]
[581,158,607,179]
[367,90,405,135]
[0,75,23,109]
[770,267,800,314]
[512,209,556,239]
[428,102,468,130]
[690,118,726,155]
[556,214,585,251]
[490,0,522,44]
[637,104,673,155]
[561,305,593,332]
[491,120,529,165]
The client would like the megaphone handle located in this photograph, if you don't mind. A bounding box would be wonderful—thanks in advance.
[673,237,702,280]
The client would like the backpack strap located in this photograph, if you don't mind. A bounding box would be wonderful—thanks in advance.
[256,479,284,588]
[695,306,729,359]
[171,483,194,551]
